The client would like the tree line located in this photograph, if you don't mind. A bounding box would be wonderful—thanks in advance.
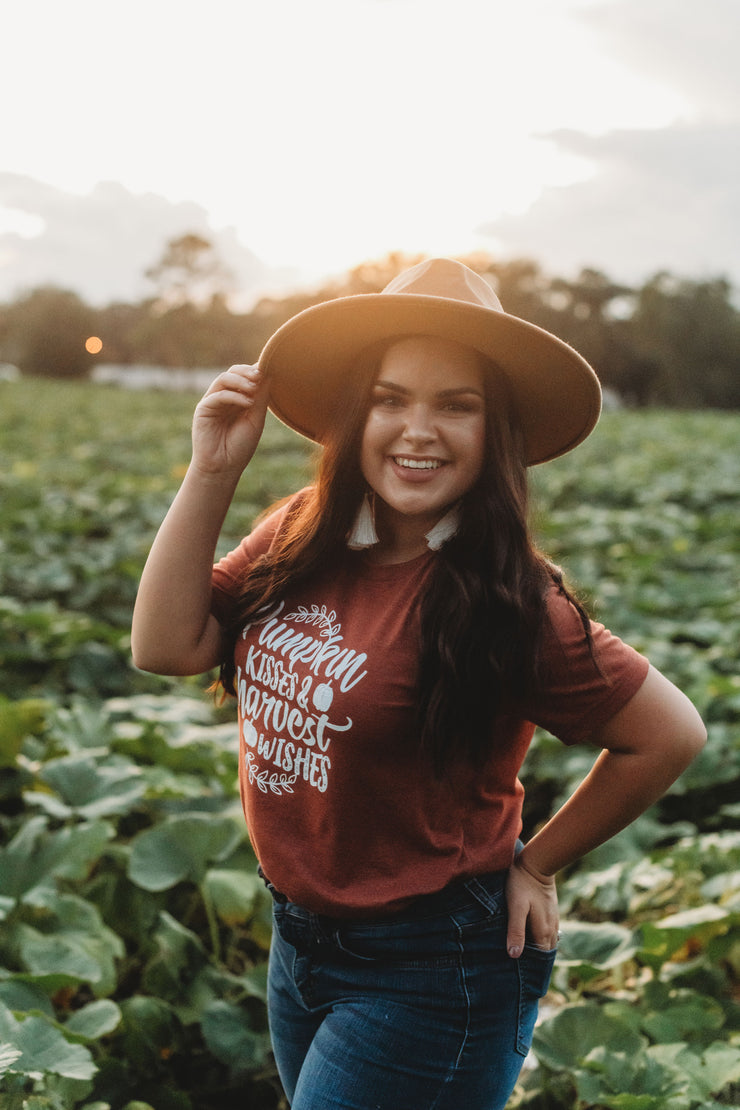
[0,234,738,408]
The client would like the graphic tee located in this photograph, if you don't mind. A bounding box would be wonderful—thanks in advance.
[211,495,650,917]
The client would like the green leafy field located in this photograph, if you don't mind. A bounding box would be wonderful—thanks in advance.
[1,379,738,1109]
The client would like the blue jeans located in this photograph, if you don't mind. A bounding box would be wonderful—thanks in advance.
[266,870,556,1109]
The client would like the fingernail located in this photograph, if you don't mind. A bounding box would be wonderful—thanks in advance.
[508,945,522,958]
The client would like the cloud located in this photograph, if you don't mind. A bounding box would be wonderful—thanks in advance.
[579,0,740,120]
[0,175,288,306]
[480,122,740,283]
[479,0,740,286]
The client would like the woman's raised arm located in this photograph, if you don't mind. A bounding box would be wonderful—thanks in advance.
[131,364,269,676]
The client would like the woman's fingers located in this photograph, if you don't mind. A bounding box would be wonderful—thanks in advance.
[191,364,269,475]
[505,858,559,959]
[200,364,265,405]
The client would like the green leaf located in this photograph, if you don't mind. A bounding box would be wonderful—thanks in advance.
[0,978,55,1017]
[118,996,182,1068]
[558,920,639,971]
[533,1002,645,1072]
[658,904,732,930]
[639,904,732,971]
[575,1044,688,1109]
[202,867,263,926]
[235,961,269,1005]
[15,893,124,994]
[640,989,724,1044]
[47,697,119,753]
[0,1000,96,1080]
[128,814,245,891]
[140,912,208,1001]
[702,868,740,901]
[0,817,113,902]
[0,1041,23,1076]
[200,999,271,1072]
[26,751,145,820]
[0,695,48,767]
[652,1041,740,1101]
[65,999,122,1041]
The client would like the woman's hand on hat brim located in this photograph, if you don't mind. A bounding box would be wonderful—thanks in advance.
[191,364,270,479]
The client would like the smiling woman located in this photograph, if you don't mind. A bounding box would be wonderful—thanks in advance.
[131,256,705,1110]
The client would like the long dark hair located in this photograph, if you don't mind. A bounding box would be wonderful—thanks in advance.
[416,367,551,770]
[217,339,580,770]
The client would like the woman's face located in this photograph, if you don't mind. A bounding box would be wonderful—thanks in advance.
[360,335,487,538]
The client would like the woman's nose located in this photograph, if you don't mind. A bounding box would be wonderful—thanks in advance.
[401,405,436,444]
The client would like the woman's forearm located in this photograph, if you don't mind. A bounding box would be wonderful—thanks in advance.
[131,465,240,675]
[518,744,692,880]
[132,366,269,676]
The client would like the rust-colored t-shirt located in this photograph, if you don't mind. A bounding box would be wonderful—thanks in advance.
[211,496,649,917]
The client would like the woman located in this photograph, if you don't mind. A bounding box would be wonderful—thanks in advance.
[132,258,706,1110]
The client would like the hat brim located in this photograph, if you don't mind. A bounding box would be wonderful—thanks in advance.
[259,293,602,465]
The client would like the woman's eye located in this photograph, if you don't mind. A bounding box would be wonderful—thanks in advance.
[442,400,476,414]
[373,393,403,408]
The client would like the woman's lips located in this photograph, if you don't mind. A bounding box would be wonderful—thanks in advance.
[389,455,449,481]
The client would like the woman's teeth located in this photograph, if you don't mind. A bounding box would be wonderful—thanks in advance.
[393,457,442,470]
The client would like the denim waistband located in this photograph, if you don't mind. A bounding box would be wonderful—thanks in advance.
[258,864,510,926]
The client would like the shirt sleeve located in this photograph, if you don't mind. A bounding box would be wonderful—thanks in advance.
[210,489,310,623]
[523,585,650,745]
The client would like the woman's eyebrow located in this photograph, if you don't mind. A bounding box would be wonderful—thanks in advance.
[437,387,485,399]
[373,379,408,393]
[373,381,484,399]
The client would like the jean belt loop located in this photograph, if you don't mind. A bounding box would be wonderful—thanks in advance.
[258,864,288,905]
[462,870,508,914]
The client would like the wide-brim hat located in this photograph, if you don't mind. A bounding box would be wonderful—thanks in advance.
[259,257,602,465]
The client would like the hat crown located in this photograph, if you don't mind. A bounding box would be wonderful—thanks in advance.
[382,258,504,313]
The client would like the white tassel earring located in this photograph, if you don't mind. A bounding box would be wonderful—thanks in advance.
[425,505,461,551]
[347,493,379,549]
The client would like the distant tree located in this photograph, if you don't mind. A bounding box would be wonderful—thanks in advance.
[335,252,427,295]
[0,287,98,378]
[483,257,551,323]
[547,269,633,323]
[145,233,234,310]
[543,269,639,397]
[129,298,257,369]
[95,301,149,364]
[626,273,740,407]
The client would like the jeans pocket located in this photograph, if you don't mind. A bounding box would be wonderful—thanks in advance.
[515,943,557,1056]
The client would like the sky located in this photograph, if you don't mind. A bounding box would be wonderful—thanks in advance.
[1,0,738,307]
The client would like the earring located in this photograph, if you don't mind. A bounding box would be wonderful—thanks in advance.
[425,505,461,551]
[347,493,379,549]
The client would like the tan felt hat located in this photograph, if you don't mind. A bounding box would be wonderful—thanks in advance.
[259,257,602,465]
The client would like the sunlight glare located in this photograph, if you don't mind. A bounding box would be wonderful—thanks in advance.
[0,207,45,239]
